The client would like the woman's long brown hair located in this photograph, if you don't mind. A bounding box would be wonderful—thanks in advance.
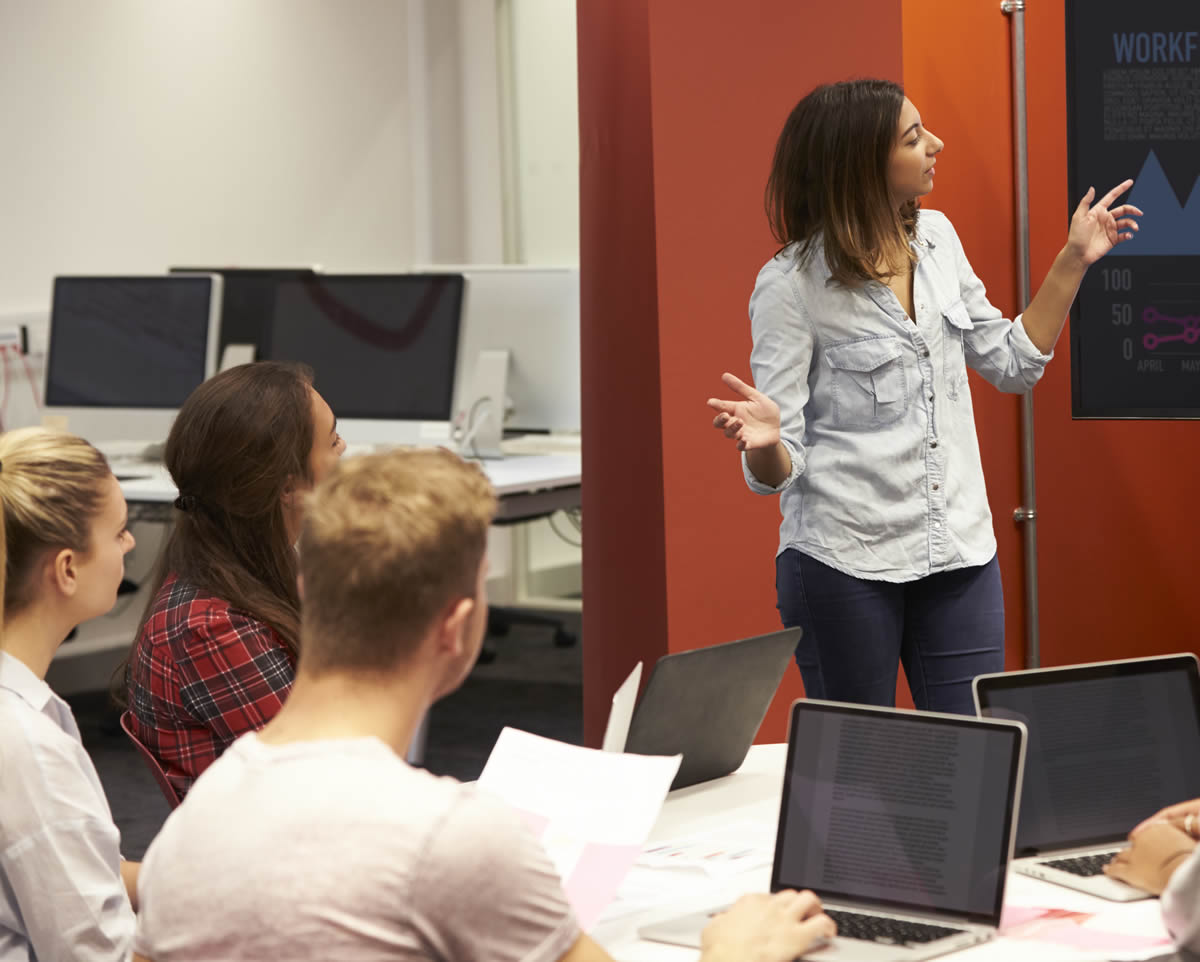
[112,361,314,706]
[765,78,919,287]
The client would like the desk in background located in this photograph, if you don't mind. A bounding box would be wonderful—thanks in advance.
[115,452,581,520]
[595,744,1174,962]
[47,451,582,695]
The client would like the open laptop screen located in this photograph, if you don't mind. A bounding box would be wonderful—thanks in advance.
[975,655,1200,855]
[773,701,1023,927]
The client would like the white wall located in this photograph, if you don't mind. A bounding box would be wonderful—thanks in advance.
[0,0,425,316]
[502,0,580,263]
[0,0,581,588]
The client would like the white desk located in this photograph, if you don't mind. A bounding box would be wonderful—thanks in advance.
[115,452,582,523]
[46,452,582,693]
[594,745,1175,962]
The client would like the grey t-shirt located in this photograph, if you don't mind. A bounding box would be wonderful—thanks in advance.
[134,733,580,961]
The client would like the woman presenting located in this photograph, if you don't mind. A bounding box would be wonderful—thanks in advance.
[709,79,1139,713]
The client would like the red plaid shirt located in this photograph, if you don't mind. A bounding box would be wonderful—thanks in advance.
[127,573,296,799]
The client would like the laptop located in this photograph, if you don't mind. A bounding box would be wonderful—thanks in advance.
[642,699,1027,960]
[610,628,801,790]
[974,653,1200,901]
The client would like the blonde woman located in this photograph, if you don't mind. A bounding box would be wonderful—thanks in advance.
[0,427,138,960]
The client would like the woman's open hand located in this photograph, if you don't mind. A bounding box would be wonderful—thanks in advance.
[707,373,780,452]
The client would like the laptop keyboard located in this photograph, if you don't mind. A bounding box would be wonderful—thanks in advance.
[1041,850,1118,877]
[825,909,963,945]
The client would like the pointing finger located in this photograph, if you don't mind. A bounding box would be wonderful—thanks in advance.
[1095,179,1134,209]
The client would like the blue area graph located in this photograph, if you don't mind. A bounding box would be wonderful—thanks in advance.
[1119,151,1200,256]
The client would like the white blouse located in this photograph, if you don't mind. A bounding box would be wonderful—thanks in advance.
[0,651,134,962]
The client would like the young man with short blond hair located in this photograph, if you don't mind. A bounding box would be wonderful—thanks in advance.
[133,448,832,962]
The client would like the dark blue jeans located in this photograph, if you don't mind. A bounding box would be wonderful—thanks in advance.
[776,549,1005,715]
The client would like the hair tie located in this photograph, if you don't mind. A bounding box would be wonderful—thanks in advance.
[173,494,198,513]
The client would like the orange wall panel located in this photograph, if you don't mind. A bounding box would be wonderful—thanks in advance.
[1024,1,1200,667]
[904,0,1200,669]
[901,0,1029,674]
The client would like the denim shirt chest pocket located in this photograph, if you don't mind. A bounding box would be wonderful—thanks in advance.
[824,335,908,428]
[941,299,974,400]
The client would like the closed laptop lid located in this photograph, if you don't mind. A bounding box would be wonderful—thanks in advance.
[624,627,801,789]
[974,653,1200,856]
[772,700,1026,929]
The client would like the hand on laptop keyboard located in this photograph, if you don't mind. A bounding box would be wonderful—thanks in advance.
[1105,822,1197,896]
[701,891,835,962]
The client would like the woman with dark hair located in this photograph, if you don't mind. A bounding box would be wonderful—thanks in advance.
[709,79,1139,713]
[123,361,345,797]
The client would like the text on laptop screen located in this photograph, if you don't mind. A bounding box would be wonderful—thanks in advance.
[46,276,215,408]
[774,705,1021,925]
[265,274,464,421]
[979,662,1200,854]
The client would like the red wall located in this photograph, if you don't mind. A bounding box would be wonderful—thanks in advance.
[579,1,903,745]
[578,0,1199,747]
[577,0,670,745]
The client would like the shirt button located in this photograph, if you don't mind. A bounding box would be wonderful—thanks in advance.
[930,441,939,449]
[932,483,940,491]
[922,349,930,358]
[929,393,935,401]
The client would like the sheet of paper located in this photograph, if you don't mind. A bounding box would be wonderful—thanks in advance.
[638,819,775,879]
[478,727,681,928]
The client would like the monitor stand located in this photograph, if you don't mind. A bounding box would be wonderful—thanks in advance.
[459,349,510,460]
[218,343,256,371]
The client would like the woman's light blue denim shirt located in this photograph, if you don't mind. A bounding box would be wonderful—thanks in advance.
[743,209,1051,582]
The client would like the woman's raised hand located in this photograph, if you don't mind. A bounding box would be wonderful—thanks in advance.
[707,373,780,452]
[1066,179,1142,267]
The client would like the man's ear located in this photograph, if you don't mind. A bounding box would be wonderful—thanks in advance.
[52,548,79,598]
[439,596,476,656]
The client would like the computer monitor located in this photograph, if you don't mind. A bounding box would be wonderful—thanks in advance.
[43,275,222,445]
[414,265,581,433]
[263,273,465,445]
[167,267,318,368]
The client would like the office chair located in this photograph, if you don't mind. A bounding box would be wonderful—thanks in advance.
[483,609,575,663]
[119,710,182,809]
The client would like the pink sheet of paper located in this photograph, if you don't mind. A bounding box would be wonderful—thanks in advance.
[999,905,1053,931]
[562,843,645,929]
[1001,906,1170,951]
[1033,920,1170,951]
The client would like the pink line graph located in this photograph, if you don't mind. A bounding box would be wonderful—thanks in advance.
[1143,307,1200,350]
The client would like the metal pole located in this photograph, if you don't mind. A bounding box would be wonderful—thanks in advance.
[1002,0,1040,670]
